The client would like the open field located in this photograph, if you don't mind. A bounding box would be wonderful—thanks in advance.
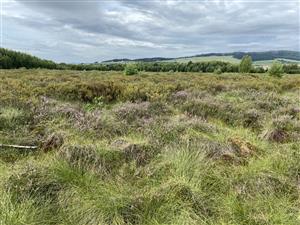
[104,56,300,67]
[165,56,300,66]
[165,56,241,64]
[253,59,300,67]
[0,69,300,225]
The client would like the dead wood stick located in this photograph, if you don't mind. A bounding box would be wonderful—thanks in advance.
[0,144,38,149]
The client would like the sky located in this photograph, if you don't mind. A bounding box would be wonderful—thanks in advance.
[2,0,300,63]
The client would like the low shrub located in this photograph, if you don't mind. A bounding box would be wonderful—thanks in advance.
[182,98,239,125]
[242,108,264,129]
[269,61,284,78]
[171,90,189,103]
[46,81,123,102]
[114,101,171,124]
[214,68,222,75]
[124,64,138,76]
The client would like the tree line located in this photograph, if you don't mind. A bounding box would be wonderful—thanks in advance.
[1,48,299,74]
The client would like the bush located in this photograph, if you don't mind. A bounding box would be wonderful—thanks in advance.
[124,64,138,75]
[243,109,264,129]
[283,63,300,74]
[239,55,252,73]
[182,98,239,125]
[214,68,222,74]
[269,61,284,78]
[46,81,122,102]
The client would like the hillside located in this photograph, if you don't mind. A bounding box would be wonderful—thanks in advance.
[102,50,300,65]
[1,70,300,225]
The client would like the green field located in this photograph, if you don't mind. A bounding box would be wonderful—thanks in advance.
[165,55,300,67]
[166,55,241,64]
[0,70,300,225]
[253,58,300,67]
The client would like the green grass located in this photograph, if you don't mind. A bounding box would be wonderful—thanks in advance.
[0,69,300,225]
[165,55,241,64]
[253,58,300,67]
[165,56,300,67]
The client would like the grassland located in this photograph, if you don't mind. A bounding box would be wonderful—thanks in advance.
[165,55,241,64]
[0,69,300,225]
[253,59,300,67]
[165,56,300,67]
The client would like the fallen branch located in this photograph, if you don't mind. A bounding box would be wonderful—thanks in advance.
[0,144,38,149]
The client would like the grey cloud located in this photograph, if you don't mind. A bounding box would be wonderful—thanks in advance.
[3,0,299,62]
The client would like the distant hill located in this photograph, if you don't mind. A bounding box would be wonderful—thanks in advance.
[102,50,300,64]
[232,51,300,61]
[102,57,174,63]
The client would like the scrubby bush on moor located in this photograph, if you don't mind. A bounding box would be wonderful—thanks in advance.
[239,55,252,73]
[269,60,284,78]
[124,63,138,75]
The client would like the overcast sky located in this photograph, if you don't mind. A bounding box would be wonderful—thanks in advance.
[2,0,300,63]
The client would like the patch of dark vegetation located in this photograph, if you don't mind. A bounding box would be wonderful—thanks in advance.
[186,136,256,165]
[200,139,236,162]
[262,115,300,142]
[263,129,289,143]
[123,143,158,166]
[111,140,159,166]
[58,145,124,175]
[114,101,171,124]
[278,106,300,119]
[182,98,240,125]
[46,81,123,103]
[90,113,129,138]
[171,90,189,103]
[144,120,187,146]
[119,181,215,224]
[33,96,84,123]
[0,146,37,163]
[41,132,64,152]
[234,172,298,200]
[242,109,265,130]
[0,106,33,131]
[180,115,219,134]
[34,97,128,138]
[6,164,62,203]
[209,83,229,94]
[249,91,291,112]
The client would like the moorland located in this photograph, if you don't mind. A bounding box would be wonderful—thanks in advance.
[0,69,300,225]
